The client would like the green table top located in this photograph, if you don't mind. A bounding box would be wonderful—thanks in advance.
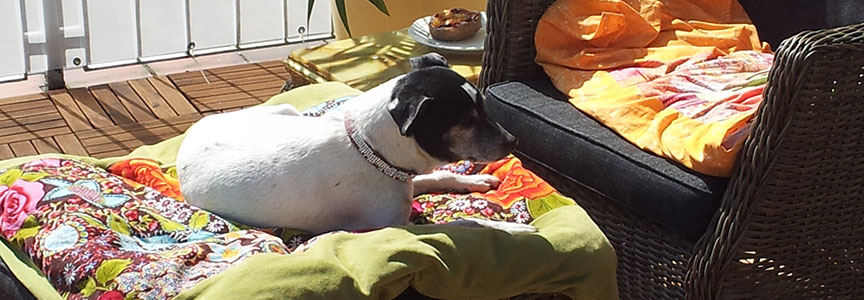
[286,29,483,91]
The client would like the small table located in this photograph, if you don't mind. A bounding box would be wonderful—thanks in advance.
[285,29,483,91]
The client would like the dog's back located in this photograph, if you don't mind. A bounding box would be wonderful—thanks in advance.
[177,92,415,234]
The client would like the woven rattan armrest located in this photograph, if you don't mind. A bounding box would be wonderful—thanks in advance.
[686,23,864,299]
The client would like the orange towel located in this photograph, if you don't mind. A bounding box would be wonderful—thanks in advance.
[535,0,773,176]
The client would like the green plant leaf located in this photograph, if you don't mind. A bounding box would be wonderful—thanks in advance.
[526,193,576,218]
[95,259,131,285]
[20,171,50,182]
[188,211,210,230]
[335,0,351,37]
[71,213,108,229]
[150,213,187,232]
[0,169,23,186]
[125,291,138,300]
[109,213,131,236]
[79,278,97,297]
[11,215,40,243]
[366,0,390,16]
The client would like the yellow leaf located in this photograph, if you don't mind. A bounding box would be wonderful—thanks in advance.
[152,214,187,232]
[109,213,132,236]
[0,169,23,186]
[526,193,576,218]
[11,215,40,244]
[125,291,138,300]
[79,278,97,297]
[189,211,209,230]
[95,259,131,285]
[20,171,50,182]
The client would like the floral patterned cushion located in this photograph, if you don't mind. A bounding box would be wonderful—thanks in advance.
[0,154,578,300]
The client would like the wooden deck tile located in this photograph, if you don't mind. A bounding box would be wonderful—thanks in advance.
[177,73,286,92]
[190,97,267,112]
[54,133,89,156]
[81,123,195,149]
[0,101,57,121]
[78,116,197,157]
[148,76,198,115]
[128,78,177,119]
[168,65,260,80]
[183,80,284,99]
[0,144,13,160]
[9,141,37,157]
[2,127,72,145]
[75,114,201,139]
[190,88,278,104]
[31,137,61,154]
[169,62,283,81]
[170,66,289,86]
[108,82,157,122]
[0,112,63,130]
[0,119,69,137]
[49,90,93,131]
[0,98,54,113]
[1,59,308,160]
[90,85,135,125]
[0,93,49,105]
[68,88,114,128]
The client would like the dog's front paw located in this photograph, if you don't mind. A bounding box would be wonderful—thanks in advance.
[413,171,502,195]
[455,174,501,193]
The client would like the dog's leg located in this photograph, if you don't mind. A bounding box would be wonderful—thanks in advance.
[413,171,536,234]
[412,170,501,196]
[229,103,301,116]
[437,218,537,234]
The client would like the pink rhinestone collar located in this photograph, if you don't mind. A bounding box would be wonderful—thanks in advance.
[344,114,417,182]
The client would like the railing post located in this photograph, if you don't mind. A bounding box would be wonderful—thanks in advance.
[41,0,65,89]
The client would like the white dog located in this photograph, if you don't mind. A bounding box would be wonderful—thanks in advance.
[176,53,534,235]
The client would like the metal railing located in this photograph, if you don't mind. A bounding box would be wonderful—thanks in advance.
[0,0,333,86]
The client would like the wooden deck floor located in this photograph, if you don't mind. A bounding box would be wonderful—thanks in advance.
[0,60,307,159]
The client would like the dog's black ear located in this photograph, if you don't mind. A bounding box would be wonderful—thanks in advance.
[410,53,448,70]
[388,88,433,136]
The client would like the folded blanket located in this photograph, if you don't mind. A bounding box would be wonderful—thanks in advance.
[0,82,617,300]
[535,0,774,176]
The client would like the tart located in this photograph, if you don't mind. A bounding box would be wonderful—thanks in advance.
[428,8,482,41]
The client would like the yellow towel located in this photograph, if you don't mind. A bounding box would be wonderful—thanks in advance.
[535,0,773,176]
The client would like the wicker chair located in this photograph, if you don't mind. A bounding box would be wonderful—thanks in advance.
[479,0,864,299]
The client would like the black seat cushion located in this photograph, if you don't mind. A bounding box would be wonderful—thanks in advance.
[484,79,729,241]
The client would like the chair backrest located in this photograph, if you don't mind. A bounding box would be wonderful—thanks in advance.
[739,0,864,48]
[479,0,555,89]
[479,0,864,88]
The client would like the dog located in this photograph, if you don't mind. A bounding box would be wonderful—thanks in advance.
[176,53,534,235]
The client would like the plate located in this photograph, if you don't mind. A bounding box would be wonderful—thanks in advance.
[408,11,487,54]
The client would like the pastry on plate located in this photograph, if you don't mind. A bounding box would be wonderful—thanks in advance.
[428,8,482,41]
